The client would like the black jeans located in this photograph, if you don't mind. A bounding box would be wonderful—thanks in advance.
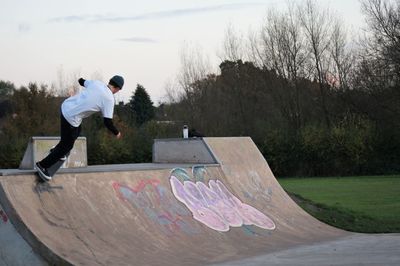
[39,112,81,168]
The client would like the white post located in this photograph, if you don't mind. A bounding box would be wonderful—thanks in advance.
[183,125,189,138]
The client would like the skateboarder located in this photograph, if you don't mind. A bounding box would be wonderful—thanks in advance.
[35,75,124,181]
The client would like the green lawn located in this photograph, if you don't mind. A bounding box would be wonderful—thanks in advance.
[278,175,400,233]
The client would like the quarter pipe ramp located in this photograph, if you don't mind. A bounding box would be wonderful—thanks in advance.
[0,137,390,265]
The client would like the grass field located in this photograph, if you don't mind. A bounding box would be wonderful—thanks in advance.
[278,175,400,233]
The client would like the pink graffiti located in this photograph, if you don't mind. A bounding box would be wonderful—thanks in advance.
[0,210,8,223]
[169,174,276,232]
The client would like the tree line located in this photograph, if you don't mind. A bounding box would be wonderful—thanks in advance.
[0,0,399,177]
[161,0,400,176]
[0,81,179,168]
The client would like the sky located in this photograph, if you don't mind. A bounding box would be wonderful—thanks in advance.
[0,0,365,104]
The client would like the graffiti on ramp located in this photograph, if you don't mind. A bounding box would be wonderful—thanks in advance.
[169,167,276,232]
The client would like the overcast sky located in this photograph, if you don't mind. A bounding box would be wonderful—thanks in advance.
[0,0,365,104]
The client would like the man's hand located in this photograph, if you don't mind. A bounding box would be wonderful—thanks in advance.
[116,132,122,139]
[78,78,86,86]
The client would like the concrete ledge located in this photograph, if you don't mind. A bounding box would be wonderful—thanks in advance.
[1,163,220,176]
[19,136,87,169]
[153,138,218,164]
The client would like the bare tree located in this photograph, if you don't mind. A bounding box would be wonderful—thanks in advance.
[162,79,180,104]
[247,27,264,68]
[298,0,334,127]
[176,42,213,124]
[352,0,400,123]
[53,65,81,97]
[178,42,212,95]
[262,3,307,80]
[219,23,245,62]
[360,0,400,81]
[329,17,354,90]
[251,2,308,130]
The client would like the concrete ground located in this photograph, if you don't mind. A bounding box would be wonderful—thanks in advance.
[212,233,400,266]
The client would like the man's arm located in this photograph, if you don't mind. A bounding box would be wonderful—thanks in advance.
[103,118,120,136]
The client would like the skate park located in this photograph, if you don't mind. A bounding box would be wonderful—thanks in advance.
[0,137,399,265]
[2,0,400,265]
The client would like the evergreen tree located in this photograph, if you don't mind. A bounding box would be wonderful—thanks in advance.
[0,80,15,98]
[129,84,155,126]
[0,80,15,118]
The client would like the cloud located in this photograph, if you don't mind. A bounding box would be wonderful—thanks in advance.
[98,2,264,22]
[18,23,31,33]
[48,16,87,23]
[48,2,265,23]
[119,37,158,43]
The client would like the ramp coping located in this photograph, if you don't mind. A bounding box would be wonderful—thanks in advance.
[0,163,220,176]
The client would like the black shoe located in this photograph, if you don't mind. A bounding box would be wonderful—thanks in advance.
[35,162,52,181]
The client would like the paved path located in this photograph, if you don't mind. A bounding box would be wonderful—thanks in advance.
[212,233,400,266]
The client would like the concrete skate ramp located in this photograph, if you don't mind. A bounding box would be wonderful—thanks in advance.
[0,137,348,265]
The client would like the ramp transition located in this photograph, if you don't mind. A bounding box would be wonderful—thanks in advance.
[0,137,391,265]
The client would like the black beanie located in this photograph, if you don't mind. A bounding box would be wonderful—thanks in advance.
[109,75,124,89]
